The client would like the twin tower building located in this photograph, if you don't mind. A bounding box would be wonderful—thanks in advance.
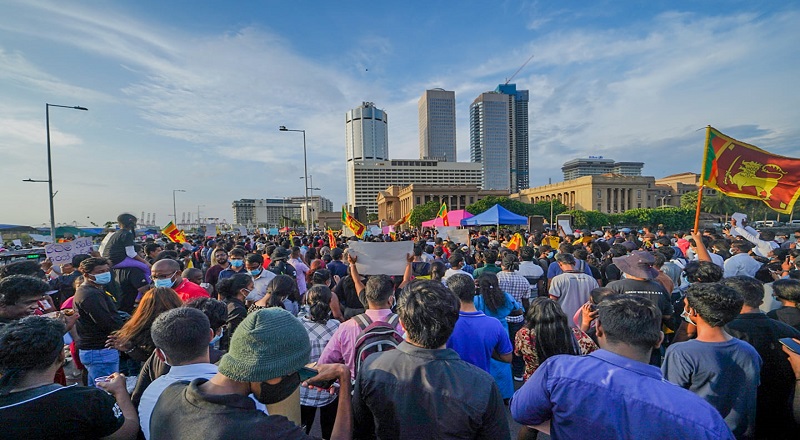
[346,85,530,214]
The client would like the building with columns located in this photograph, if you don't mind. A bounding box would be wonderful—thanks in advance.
[512,174,657,213]
[376,184,509,225]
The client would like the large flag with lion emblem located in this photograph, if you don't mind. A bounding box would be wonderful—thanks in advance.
[701,126,800,214]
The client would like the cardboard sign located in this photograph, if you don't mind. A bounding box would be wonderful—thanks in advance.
[447,229,470,245]
[205,223,217,237]
[347,241,413,275]
[45,237,93,264]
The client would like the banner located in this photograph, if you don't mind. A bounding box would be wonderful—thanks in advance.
[702,126,800,214]
[45,237,93,264]
[347,241,413,275]
[206,223,219,238]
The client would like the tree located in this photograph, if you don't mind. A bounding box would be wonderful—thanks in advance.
[367,213,379,223]
[565,210,610,229]
[409,201,441,228]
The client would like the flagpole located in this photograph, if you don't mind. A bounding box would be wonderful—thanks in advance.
[693,185,705,233]
[694,126,712,234]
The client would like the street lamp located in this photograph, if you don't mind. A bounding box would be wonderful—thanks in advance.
[24,103,88,242]
[173,189,186,226]
[300,175,322,230]
[279,126,309,231]
[197,205,205,231]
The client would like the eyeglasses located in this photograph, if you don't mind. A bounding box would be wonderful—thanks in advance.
[153,270,178,280]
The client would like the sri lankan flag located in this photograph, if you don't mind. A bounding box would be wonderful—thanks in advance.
[437,203,449,226]
[394,211,411,227]
[162,221,186,243]
[327,228,337,248]
[507,233,523,251]
[702,126,800,214]
[341,206,366,238]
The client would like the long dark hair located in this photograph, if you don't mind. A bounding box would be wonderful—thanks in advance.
[305,285,332,323]
[430,261,446,281]
[478,273,504,313]
[265,274,300,308]
[525,297,578,363]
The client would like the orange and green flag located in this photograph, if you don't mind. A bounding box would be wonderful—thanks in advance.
[437,202,449,226]
[702,126,800,214]
[394,211,411,227]
[507,233,523,251]
[327,228,337,248]
[341,206,366,238]
[161,221,186,243]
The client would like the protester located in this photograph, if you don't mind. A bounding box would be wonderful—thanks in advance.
[0,274,51,327]
[548,253,599,326]
[250,274,301,316]
[149,308,353,439]
[244,253,276,302]
[662,282,762,438]
[101,213,151,283]
[0,316,139,440]
[290,246,310,296]
[511,295,734,439]
[218,248,247,280]
[216,273,251,351]
[496,254,531,380]
[108,287,183,363]
[767,279,800,330]
[152,258,209,302]
[204,248,230,295]
[353,279,510,439]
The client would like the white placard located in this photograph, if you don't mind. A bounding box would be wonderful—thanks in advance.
[12,239,22,247]
[238,227,248,236]
[447,229,470,245]
[436,226,457,240]
[29,234,53,243]
[205,223,217,237]
[558,219,573,236]
[369,226,382,236]
[347,241,413,275]
[45,237,93,264]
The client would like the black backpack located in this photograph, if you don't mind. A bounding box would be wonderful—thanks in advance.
[268,260,296,278]
[353,313,403,377]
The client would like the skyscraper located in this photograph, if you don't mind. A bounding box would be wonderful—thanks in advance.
[469,84,530,192]
[346,102,389,209]
[418,88,456,161]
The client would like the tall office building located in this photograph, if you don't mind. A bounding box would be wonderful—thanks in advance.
[561,157,644,181]
[418,88,457,161]
[345,102,389,210]
[469,84,529,192]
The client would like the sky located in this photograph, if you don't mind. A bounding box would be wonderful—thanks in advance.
[1,0,798,228]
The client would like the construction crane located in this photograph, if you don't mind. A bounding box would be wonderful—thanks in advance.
[505,53,535,85]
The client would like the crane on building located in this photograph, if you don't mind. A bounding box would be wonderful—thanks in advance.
[505,53,535,85]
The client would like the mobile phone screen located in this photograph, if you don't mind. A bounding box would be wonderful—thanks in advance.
[298,366,335,389]
[779,338,800,355]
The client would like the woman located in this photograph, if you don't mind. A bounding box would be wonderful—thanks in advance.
[289,247,310,296]
[215,273,251,351]
[308,267,344,321]
[0,316,138,440]
[74,257,124,387]
[515,297,597,381]
[430,261,446,283]
[474,273,523,401]
[298,285,341,438]
[100,213,151,283]
[109,287,183,362]
[249,274,301,316]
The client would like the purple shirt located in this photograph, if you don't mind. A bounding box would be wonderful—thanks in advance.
[511,349,734,440]
[318,308,404,380]
[446,311,512,373]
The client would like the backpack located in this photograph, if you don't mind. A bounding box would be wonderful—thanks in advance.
[353,313,403,376]
[268,260,297,278]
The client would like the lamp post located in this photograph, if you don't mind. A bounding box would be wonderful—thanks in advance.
[301,175,321,230]
[279,126,309,231]
[23,103,88,242]
[173,190,186,226]
[197,205,205,231]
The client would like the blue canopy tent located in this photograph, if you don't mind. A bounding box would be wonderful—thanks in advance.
[460,204,528,226]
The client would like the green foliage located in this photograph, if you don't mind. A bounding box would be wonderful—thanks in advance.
[409,201,441,228]
[465,197,567,218]
[367,213,379,223]
[565,210,610,229]
[610,207,694,230]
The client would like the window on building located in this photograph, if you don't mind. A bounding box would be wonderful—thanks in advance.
[597,189,601,198]
[637,190,642,198]
[637,203,642,208]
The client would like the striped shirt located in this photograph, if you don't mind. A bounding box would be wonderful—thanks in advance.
[497,271,530,324]
[298,312,340,407]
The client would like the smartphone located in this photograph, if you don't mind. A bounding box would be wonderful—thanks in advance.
[779,338,800,355]
[298,366,335,389]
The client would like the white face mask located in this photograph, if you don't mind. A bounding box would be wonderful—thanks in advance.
[680,308,696,326]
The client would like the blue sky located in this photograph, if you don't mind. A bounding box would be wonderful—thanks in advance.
[1,1,798,227]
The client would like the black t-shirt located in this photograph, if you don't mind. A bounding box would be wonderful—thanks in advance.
[115,267,148,314]
[606,278,674,318]
[74,283,124,349]
[767,306,800,332]
[0,384,124,439]
[102,230,134,265]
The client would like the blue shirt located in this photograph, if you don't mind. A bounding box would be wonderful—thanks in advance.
[218,267,247,280]
[474,293,520,332]
[446,311,512,373]
[326,260,348,278]
[511,349,734,440]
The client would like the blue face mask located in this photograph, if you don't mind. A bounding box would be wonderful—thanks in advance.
[209,328,224,346]
[249,268,262,277]
[230,259,244,268]
[92,271,112,285]
[154,277,175,288]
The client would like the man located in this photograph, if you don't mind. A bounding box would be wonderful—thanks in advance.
[511,295,734,439]
[548,253,599,326]
[445,274,512,373]
[442,253,472,282]
[326,247,348,279]
[473,249,500,278]
[0,274,53,328]
[319,270,405,380]
[182,267,205,286]
[662,283,762,439]
[150,308,353,439]
[244,253,276,302]
[689,234,725,268]
[496,254,530,380]
[516,246,545,298]
[144,243,163,265]
[607,251,674,331]
[354,279,510,439]
[723,241,761,278]
[152,259,209,303]
[721,276,800,439]
[204,248,230,295]
[545,242,593,287]
[218,248,247,281]
[731,217,778,258]
[138,308,222,439]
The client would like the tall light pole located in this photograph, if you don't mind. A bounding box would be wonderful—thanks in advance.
[279,126,309,231]
[173,189,186,226]
[300,175,321,230]
[197,204,205,231]
[24,103,88,242]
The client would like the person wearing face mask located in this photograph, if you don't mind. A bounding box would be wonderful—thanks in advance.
[218,248,247,281]
[74,257,125,387]
[244,253,275,303]
[152,259,209,303]
[150,308,353,440]
[215,274,252,352]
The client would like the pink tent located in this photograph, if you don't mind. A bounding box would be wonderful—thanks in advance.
[421,210,474,227]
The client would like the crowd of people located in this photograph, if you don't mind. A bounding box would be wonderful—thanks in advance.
[1,212,800,439]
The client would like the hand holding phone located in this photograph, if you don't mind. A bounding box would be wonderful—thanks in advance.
[299,366,336,389]
[779,338,800,380]
[779,337,800,355]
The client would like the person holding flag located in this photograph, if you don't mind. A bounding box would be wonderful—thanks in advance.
[437,202,449,227]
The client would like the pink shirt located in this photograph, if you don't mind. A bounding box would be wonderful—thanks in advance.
[318,308,405,379]
[290,258,310,295]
